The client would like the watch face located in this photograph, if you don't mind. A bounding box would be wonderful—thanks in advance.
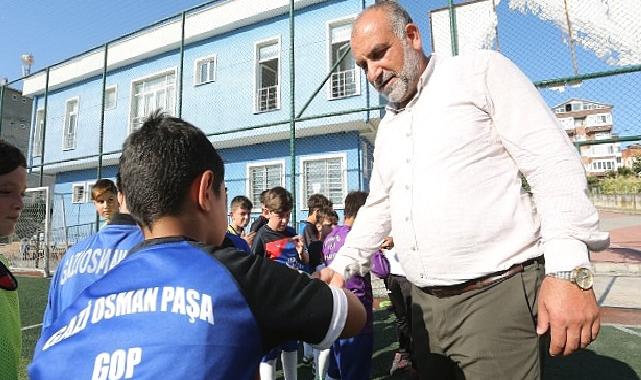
[574,268,594,289]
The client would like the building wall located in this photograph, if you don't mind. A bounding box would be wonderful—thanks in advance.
[30,0,382,169]
[1,86,32,154]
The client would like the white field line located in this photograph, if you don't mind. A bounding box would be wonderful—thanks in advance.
[21,323,42,332]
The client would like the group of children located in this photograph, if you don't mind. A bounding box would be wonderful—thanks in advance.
[224,182,378,380]
[13,112,369,380]
[0,111,398,380]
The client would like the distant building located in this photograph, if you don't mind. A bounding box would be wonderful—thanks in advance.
[1,86,32,154]
[621,144,641,169]
[553,99,621,176]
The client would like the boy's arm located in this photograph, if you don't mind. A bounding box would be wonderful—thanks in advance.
[250,230,265,257]
[213,247,366,350]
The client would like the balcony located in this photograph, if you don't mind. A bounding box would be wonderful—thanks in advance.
[256,85,279,112]
[330,69,357,99]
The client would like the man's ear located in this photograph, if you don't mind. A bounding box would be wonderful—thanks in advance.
[405,23,422,51]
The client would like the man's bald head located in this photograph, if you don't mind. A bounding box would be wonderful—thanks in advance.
[354,1,414,40]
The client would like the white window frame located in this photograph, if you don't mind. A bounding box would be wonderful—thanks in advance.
[194,54,217,86]
[33,108,45,157]
[253,36,281,113]
[299,153,347,210]
[246,160,285,211]
[104,85,117,111]
[62,97,80,151]
[85,180,97,202]
[128,67,178,133]
[72,183,87,204]
[326,15,360,100]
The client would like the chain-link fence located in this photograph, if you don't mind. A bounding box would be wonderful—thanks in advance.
[1,0,640,273]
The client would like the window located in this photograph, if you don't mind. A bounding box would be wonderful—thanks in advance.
[247,161,284,209]
[104,86,117,110]
[194,54,216,85]
[255,39,280,112]
[558,117,574,130]
[21,97,27,103]
[565,104,571,112]
[12,94,17,101]
[130,70,176,131]
[72,183,86,204]
[63,98,79,150]
[86,181,97,200]
[328,19,358,99]
[301,154,346,208]
[33,109,44,156]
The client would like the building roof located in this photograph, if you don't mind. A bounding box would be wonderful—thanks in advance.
[552,98,613,110]
[23,0,327,96]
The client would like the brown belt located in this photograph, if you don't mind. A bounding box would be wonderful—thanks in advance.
[420,256,544,298]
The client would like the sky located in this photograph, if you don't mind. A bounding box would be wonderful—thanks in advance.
[0,0,208,81]
[1,0,639,135]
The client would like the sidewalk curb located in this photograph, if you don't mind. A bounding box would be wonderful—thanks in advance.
[594,262,641,276]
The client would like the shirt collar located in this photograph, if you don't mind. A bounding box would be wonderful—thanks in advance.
[385,54,436,114]
[107,213,138,226]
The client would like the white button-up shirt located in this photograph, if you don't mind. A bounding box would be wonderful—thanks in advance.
[329,50,609,287]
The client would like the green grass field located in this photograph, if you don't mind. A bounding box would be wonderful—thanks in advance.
[16,276,641,379]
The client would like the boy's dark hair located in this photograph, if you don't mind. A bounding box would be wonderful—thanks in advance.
[259,189,270,206]
[344,191,368,219]
[307,193,332,215]
[264,186,293,214]
[0,139,26,176]
[91,179,118,200]
[318,207,338,225]
[119,111,225,227]
[115,172,122,193]
[230,195,253,211]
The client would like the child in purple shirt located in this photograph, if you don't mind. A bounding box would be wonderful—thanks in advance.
[322,191,373,380]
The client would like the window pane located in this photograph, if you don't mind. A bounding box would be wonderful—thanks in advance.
[259,42,279,61]
[330,23,352,42]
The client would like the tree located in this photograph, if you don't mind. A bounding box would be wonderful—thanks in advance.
[632,156,641,175]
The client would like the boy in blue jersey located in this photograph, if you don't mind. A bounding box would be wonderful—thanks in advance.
[41,174,144,330]
[251,186,308,380]
[228,195,255,248]
[90,179,120,227]
[29,111,366,380]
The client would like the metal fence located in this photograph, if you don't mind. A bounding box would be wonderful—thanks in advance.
[1,0,641,272]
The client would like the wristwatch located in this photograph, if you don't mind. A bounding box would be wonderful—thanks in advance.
[547,267,594,290]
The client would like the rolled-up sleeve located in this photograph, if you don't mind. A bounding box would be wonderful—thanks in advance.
[483,51,609,273]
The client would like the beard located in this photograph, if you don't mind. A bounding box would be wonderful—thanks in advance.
[377,42,422,104]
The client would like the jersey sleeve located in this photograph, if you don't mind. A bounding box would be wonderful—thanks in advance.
[212,247,346,350]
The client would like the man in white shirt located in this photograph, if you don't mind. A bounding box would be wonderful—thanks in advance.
[320,1,608,379]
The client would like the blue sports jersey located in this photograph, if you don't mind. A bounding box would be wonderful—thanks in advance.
[42,213,143,330]
[30,237,339,380]
[224,232,251,253]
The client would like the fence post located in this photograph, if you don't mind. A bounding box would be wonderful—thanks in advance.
[39,67,51,187]
[289,0,297,221]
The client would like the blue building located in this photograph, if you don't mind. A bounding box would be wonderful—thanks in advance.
[22,0,403,237]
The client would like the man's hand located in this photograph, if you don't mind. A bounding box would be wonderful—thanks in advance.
[317,267,346,288]
[537,276,600,356]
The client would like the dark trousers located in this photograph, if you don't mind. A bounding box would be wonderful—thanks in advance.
[411,259,545,380]
[385,274,414,357]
